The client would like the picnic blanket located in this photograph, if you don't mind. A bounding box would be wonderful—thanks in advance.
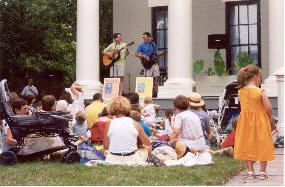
[83,151,213,167]
[164,151,213,166]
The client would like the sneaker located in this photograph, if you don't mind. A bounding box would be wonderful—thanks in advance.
[147,154,166,166]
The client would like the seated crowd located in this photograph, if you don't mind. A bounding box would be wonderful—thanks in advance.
[0,80,237,166]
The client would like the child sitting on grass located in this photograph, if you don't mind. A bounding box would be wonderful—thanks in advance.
[208,117,238,157]
[70,111,88,140]
[141,97,161,127]
[129,110,152,137]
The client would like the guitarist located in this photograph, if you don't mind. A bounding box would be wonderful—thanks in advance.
[135,32,163,97]
[103,33,129,96]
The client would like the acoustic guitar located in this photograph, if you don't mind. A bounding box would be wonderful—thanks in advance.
[103,41,134,67]
[141,51,166,69]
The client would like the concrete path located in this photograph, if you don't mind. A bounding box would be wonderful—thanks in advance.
[226,148,284,186]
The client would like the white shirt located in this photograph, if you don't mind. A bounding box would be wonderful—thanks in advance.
[21,85,38,97]
[70,92,85,121]
[162,118,172,136]
[142,104,156,127]
[107,117,138,153]
[174,110,206,152]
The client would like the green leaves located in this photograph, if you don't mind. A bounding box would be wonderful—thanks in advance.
[235,52,254,70]
[193,59,204,74]
[0,0,77,92]
[193,50,227,77]
[214,50,226,76]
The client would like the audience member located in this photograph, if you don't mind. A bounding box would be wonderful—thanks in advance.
[208,117,238,157]
[21,78,38,98]
[188,92,211,147]
[1,98,29,152]
[85,93,106,129]
[69,83,85,120]
[141,97,160,127]
[103,96,151,164]
[70,111,88,140]
[56,90,73,112]
[129,110,152,137]
[169,95,206,153]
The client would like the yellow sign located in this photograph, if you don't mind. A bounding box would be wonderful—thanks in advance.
[102,78,120,102]
[135,77,153,99]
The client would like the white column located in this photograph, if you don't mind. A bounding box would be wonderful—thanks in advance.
[76,0,103,99]
[274,67,284,136]
[158,0,195,98]
[261,0,284,97]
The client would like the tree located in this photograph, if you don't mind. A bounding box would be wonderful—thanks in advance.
[0,0,77,98]
[0,0,113,98]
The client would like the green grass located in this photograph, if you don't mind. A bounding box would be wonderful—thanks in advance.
[0,155,245,185]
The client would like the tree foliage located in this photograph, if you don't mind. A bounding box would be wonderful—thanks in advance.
[0,0,77,96]
[0,0,113,98]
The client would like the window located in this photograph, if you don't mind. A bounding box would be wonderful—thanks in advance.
[152,6,168,84]
[226,0,261,74]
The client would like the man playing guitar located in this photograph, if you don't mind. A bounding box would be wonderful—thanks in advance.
[103,33,129,96]
[135,32,164,97]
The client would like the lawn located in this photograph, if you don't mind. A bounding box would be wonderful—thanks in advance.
[0,154,245,185]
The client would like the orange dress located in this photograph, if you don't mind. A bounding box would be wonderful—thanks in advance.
[234,87,274,161]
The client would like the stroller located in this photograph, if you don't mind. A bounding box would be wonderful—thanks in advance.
[0,79,80,165]
[210,80,240,145]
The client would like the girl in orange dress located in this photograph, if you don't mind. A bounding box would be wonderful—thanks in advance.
[234,64,275,180]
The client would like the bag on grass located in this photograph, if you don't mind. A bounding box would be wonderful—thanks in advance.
[77,141,105,163]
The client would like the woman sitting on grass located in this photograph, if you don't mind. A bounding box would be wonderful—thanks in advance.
[169,95,206,153]
[103,96,151,164]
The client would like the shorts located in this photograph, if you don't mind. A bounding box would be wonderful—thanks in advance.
[110,65,125,77]
[105,148,148,163]
[145,63,160,77]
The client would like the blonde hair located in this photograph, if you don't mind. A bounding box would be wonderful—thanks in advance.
[107,96,131,116]
[75,111,86,124]
[237,64,261,88]
[144,97,152,104]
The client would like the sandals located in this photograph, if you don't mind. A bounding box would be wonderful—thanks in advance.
[258,172,268,180]
[246,171,255,179]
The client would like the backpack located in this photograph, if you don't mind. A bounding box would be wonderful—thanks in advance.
[90,121,106,143]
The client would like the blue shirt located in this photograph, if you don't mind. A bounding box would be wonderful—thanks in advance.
[136,42,158,56]
[71,122,88,139]
[139,120,152,137]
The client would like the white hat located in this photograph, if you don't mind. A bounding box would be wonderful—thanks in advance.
[188,92,205,108]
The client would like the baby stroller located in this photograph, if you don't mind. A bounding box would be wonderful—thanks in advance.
[0,79,80,165]
[210,80,240,145]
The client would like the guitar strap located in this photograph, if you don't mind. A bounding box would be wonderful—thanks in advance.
[111,42,117,76]
[150,42,156,62]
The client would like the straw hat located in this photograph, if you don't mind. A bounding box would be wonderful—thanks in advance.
[188,92,205,108]
[173,140,187,158]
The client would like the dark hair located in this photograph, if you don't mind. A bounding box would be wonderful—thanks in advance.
[11,98,27,113]
[173,95,189,111]
[237,64,261,88]
[98,107,108,117]
[113,32,122,39]
[93,93,102,101]
[41,95,56,111]
[128,93,139,104]
[231,117,238,130]
[25,95,35,105]
[165,108,174,118]
[59,91,73,104]
[143,32,151,37]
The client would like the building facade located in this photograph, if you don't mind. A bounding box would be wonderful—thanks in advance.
[76,0,283,98]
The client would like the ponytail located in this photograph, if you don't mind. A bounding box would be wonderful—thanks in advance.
[237,64,261,88]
